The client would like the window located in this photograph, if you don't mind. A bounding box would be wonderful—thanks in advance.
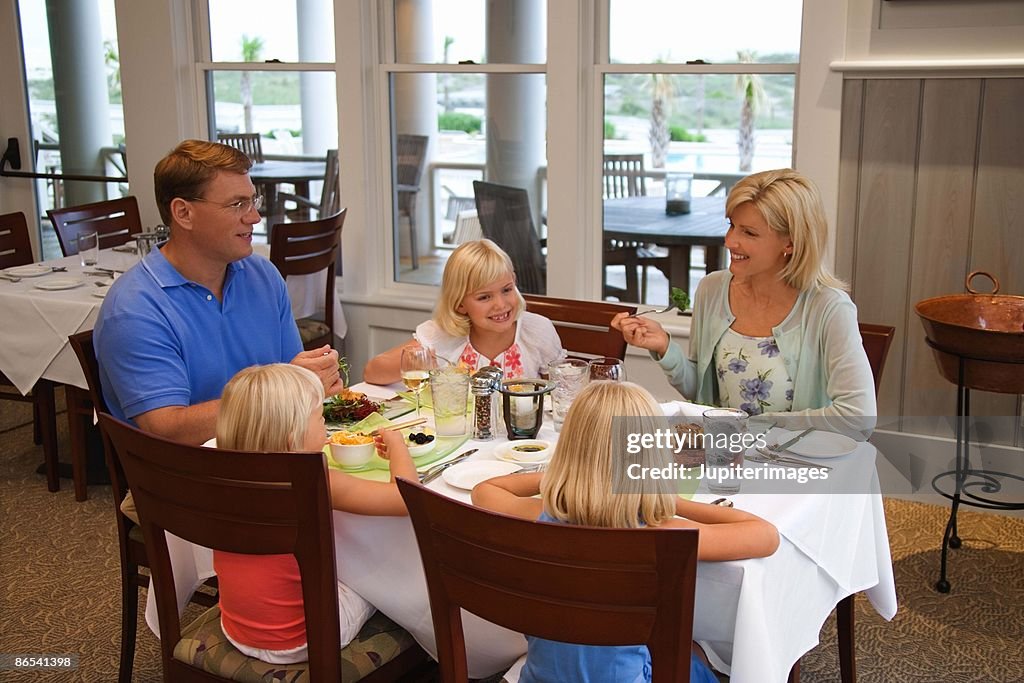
[600,0,802,305]
[197,0,338,238]
[385,0,548,289]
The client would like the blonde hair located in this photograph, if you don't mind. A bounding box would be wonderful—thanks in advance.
[154,140,253,225]
[433,239,526,337]
[217,364,324,452]
[726,169,846,292]
[540,381,676,529]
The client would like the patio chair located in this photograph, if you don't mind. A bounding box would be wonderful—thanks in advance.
[396,134,429,270]
[473,180,546,295]
[0,211,59,494]
[47,196,142,257]
[98,414,431,683]
[216,132,264,163]
[397,478,701,683]
[602,154,669,303]
[270,209,346,350]
[523,293,635,360]
[277,149,340,222]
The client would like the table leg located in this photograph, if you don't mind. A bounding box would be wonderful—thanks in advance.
[35,379,59,493]
[667,245,693,296]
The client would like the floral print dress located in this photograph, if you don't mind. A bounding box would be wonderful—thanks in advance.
[714,328,794,416]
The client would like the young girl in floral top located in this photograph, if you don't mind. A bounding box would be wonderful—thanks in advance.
[364,239,563,383]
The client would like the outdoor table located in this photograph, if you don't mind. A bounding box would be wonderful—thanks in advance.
[145,384,896,683]
[249,160,328,219]
[603,195,729,296]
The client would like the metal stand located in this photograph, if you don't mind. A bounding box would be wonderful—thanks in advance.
[926,339,1024,593]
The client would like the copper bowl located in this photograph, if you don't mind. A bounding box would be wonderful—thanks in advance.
[915,272,1024,394]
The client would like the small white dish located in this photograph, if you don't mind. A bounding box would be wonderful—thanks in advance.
[772,429,858,459]
[495,439,553,464]
[442,460,522,490]
[4,264,52,278]
[34,277,84,291]
[404,427,437,458]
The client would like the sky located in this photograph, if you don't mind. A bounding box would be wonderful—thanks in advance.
[19,0,802,72]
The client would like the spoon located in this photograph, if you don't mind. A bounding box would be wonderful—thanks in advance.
[0,273,22,283]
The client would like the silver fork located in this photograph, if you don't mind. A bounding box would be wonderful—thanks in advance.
[755,447,831,470]
[629,304,676,317]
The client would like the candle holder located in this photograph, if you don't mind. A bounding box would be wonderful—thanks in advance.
[499,379,555,440]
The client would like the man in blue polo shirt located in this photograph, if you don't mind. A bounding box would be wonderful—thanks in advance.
[95,140,342,445]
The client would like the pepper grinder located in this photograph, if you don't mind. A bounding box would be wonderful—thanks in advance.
[471,366,503,440]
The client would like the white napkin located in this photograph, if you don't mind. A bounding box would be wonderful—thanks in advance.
[659,400,714,419]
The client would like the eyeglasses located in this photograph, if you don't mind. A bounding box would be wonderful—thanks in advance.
[188,194,264,215]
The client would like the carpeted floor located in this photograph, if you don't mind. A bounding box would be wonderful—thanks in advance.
[1,395,1022,682]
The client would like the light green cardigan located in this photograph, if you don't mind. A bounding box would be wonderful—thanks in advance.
[654,270,877,438]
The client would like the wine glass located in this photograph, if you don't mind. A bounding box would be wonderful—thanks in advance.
[401,346,437,416]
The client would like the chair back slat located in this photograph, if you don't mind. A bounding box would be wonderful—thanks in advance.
[47,197,142,257]
[98,414,342,681]
[270,209,346,350]
[217,132,264,163]
[398,479,698,683]
[523,294,635,360]
[0,211,33,268]
[473,180,546,295]
[603,153,647,199]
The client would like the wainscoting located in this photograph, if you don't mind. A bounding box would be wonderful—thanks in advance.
[836,77,1023,445]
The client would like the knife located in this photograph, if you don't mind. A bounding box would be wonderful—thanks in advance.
[420,448,478,484]
[772,427,815,454]
[751,451,832,471]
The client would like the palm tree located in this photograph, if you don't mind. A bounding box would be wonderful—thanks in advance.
[648,72,674,169]
[735,50,767,172]
[442,36,455,113]
[240,35,264,134]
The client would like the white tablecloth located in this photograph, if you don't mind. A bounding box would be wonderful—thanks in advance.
[0,247,345,396]
[147,385,897,683]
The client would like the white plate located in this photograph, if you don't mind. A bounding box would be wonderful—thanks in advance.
[494,439,553,464]
[92,285,111,298]
[442,460,522,490]
[33,277,84,291]
[773,429,858,459]
[5,264,52,278]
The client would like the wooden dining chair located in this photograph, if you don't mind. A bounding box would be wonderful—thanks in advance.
[269,209,346,350]
[68,331,217,683]
[47,196,142,257]
[216,132,264,163]
[473,180,546,295]
[395,134,429,270]
[788,322,897,683]
[397,478,700,683]
[523,293,636,360]
[98,414,430,683]
[0,211,60,493]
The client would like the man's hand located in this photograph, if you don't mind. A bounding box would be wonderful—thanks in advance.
[292,345,344,396]
[611,311,671,358]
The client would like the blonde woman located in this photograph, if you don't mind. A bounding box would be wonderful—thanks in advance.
[364,239,562,383]
[613,169,876,435]
[472,381,779,683]
[213,364,416,664]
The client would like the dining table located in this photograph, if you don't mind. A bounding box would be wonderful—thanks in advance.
[0,244,345,500]
[146,383,897,683]
[603,195,729,296]
[249,159,328,220]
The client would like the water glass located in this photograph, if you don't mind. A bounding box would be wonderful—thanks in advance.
[78,231,99,267]
[702,408,748,495]
[547,358,589,432]
[429,366,471,436]
[588,357,625,382]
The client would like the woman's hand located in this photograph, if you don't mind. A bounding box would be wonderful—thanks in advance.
[611,312,671,358]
